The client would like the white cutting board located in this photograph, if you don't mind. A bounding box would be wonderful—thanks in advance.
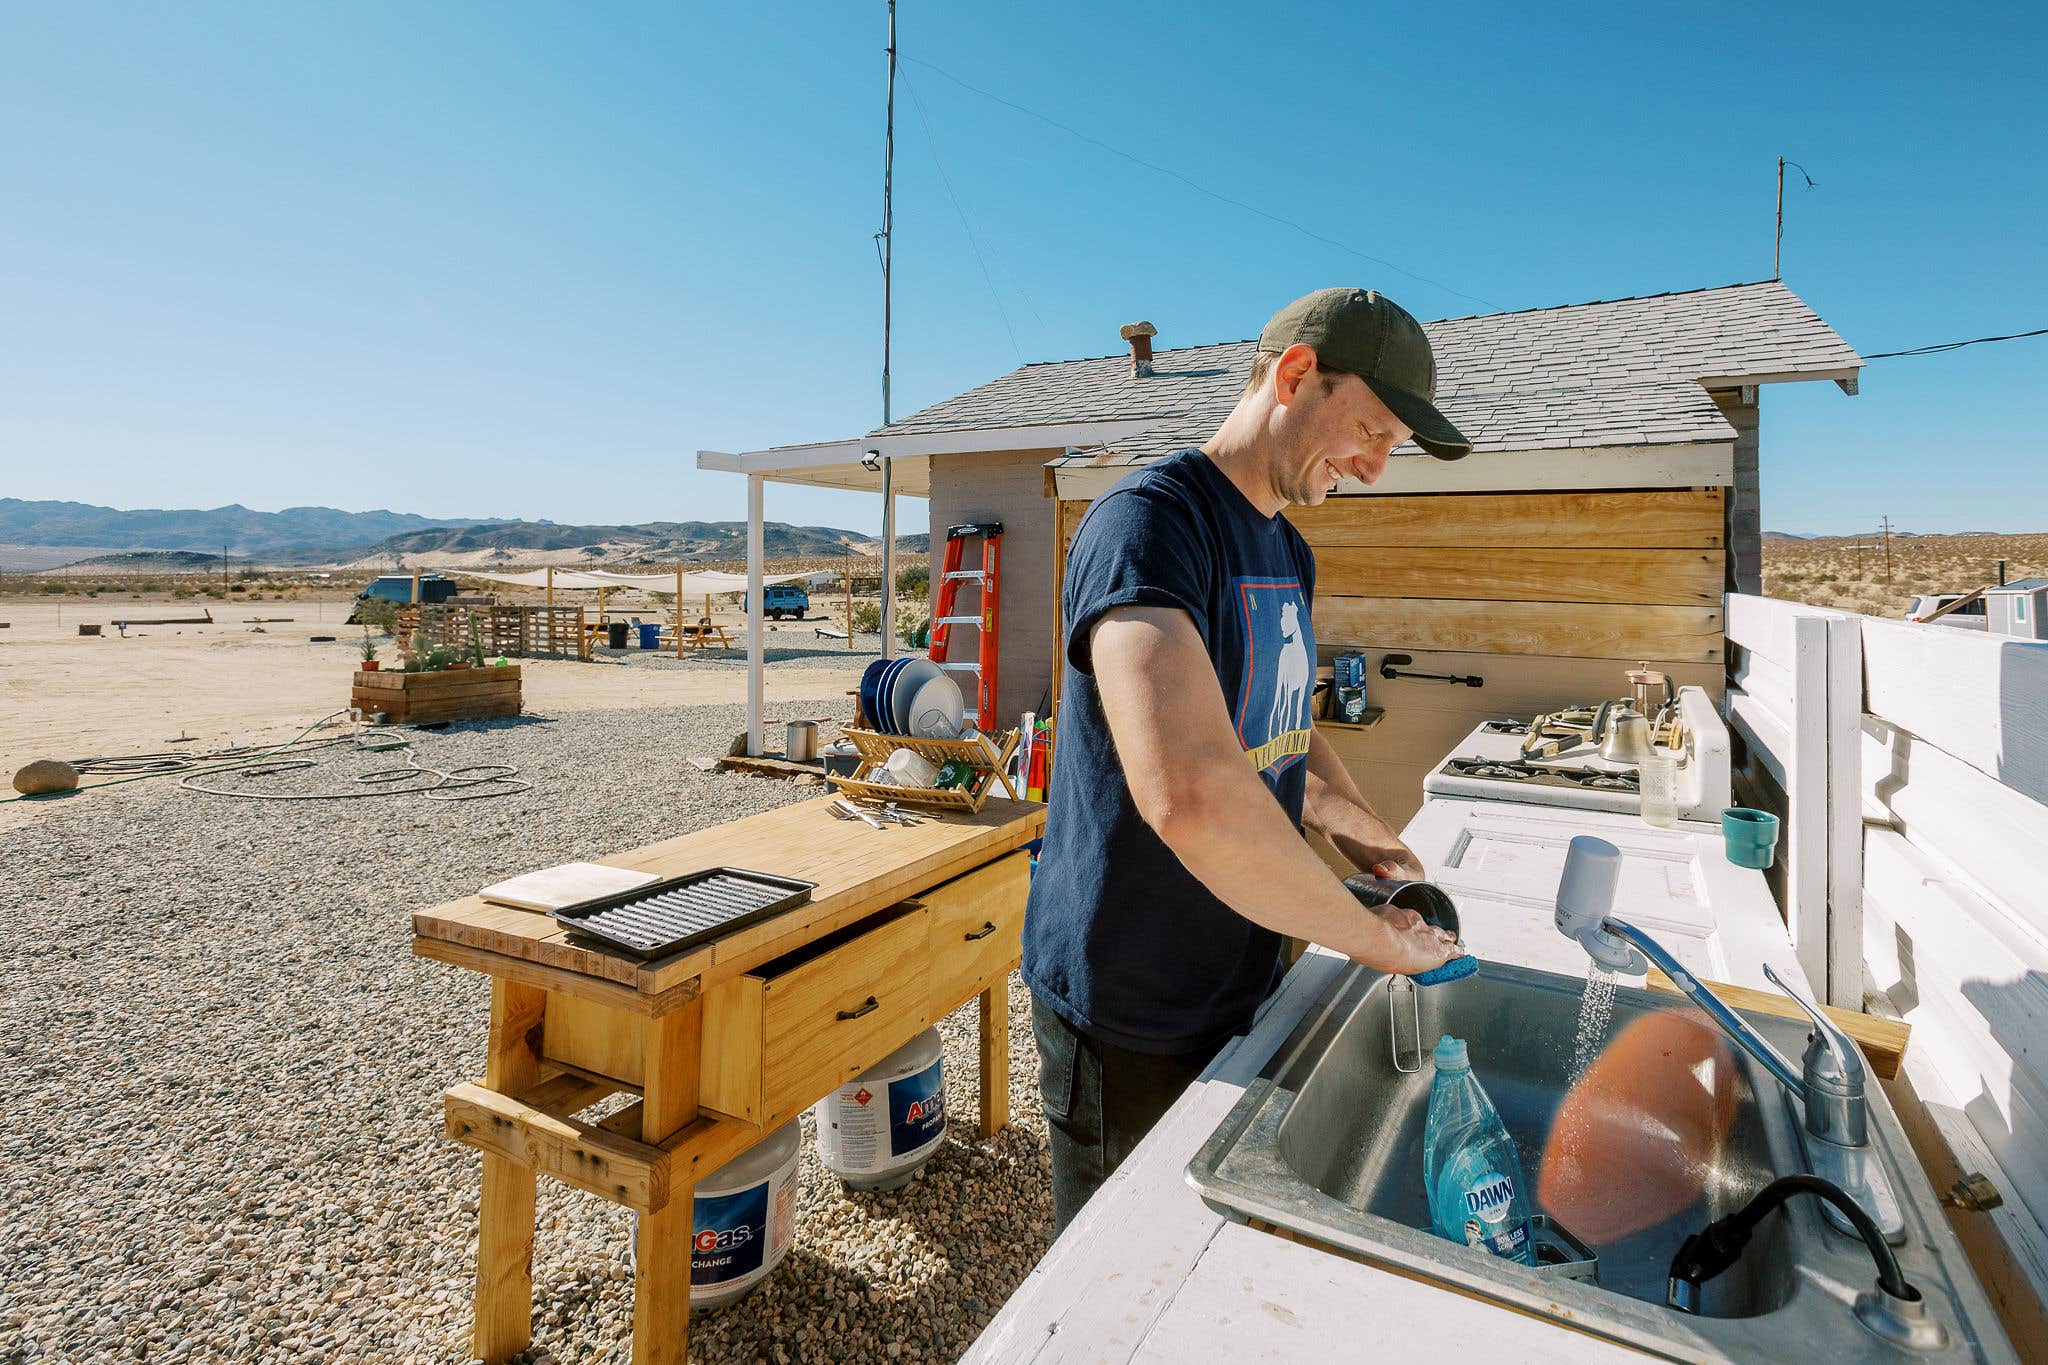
[480,862,658,912]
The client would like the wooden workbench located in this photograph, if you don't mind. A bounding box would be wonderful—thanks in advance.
[414,795,1045,1364]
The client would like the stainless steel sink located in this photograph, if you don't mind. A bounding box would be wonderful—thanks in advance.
[1188,961,2014,1361]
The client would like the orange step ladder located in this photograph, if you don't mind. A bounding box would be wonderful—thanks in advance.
[928,521,1002,731]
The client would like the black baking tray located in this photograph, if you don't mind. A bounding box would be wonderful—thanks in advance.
[548,867,817,959]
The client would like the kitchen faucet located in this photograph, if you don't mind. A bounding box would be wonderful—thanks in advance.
[1552,836,1905,1245]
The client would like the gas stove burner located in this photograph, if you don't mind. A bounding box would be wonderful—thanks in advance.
[1480,719,1531,735]
[1441,756,1641,793]
[1447,758,1535,781]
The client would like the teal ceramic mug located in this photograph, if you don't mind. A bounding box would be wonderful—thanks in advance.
[1722,807,1781,869]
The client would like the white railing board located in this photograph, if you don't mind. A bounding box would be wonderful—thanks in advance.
[1824,614,1865,1006]
[1862,618,2048,807]
[1862,719,2048,941]
[1889,1049,2048,1332]
[1725,592,1826,668]
[1728,646,1798,724]
[1727,689,1795,788]
[1863,834,2048,1168]
[1883,987,2048,1231]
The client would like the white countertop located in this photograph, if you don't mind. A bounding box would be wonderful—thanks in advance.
[964,796,1804,1363]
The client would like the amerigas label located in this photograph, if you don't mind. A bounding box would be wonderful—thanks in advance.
[818,1059,946,1174]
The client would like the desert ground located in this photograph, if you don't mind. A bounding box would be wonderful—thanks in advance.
[0,587,882,831]
[1760,531,2048,616]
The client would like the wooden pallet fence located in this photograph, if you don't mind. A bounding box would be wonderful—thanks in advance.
[352,665,522,724]
[395,605,589,659]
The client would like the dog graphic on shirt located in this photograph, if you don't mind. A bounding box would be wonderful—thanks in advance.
[1268,600,1312,737]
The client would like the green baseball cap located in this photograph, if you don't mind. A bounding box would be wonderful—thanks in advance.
[1258,287,1470,460]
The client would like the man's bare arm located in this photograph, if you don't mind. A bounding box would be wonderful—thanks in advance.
[1302,727,1426,881]
[1088,605,1452,975]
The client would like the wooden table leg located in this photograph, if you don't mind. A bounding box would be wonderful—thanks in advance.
[474,980,545,1363]
[978,976,1010,1138]
[632,1002,703,1365]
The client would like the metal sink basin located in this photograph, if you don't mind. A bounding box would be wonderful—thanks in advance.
[1189,961,2014,1361]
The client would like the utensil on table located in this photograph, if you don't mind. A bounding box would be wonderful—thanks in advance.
[833,797,888,829]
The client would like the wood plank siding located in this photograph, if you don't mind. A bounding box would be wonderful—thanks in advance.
[1043,481,1729,826]
[925,448,1065,722]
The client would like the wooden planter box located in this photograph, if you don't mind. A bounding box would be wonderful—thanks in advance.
[352,665,521,724]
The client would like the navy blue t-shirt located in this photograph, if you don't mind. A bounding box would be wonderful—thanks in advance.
[1022,449,1318,1054]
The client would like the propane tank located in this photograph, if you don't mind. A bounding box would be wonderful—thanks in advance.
[814,1027,946,1191]
[681,1120,801,1309]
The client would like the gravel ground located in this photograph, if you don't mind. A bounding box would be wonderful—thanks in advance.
[0,703,1054,1363]
[585,632,885,675]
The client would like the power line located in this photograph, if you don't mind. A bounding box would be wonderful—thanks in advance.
[901,55,1504,315]
[1863,326,2048,360]
[901,71,1025,365]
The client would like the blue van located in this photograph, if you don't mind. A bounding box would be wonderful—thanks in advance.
[763,582,809,620]
[348,573,458,623]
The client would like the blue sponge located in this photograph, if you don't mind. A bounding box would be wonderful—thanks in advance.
[1410,952,1479,987]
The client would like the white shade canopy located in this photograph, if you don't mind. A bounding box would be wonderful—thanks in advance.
[463,567,811,594]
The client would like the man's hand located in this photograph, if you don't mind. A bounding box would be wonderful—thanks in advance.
[1303,729,1427,883]
[1371,903,1461,976]
[1089,605,1454,979]
[1370,848,1427,882]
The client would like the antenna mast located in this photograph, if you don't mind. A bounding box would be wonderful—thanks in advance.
[1774,155,1784,281]
[878,0,898,658]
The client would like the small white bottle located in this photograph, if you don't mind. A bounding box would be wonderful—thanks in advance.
[1639,751,1679,828]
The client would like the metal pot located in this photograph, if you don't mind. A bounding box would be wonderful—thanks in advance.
[1342,874,1460,941]
[785,721,820,763]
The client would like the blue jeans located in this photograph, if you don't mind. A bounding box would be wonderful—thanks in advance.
[1030,993,1217,1233]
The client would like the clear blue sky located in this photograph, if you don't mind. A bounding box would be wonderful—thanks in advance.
[3,2,2042,536]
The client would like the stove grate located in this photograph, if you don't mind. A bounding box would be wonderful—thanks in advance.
[550,867,817,959]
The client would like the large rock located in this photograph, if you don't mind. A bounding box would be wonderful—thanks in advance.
[13,759,80,795]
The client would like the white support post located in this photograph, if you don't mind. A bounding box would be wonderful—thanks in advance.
[1822,614,1864,1008]
[746,473,765,756]
[880,456,896,660]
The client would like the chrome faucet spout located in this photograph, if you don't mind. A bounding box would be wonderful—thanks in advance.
[1596,918,1808,1099]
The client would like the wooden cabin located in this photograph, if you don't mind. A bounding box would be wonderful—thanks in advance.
[703,281,1859,822]
[910,281,1859,823]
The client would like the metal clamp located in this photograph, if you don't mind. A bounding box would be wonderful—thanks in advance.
[837,996,880,1020]
[1379,653,1483,687]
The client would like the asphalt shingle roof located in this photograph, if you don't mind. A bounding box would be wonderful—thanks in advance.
[866,280,1859,466]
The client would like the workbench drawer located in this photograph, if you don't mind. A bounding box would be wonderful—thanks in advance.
[699,902,931,1125]
[923,850,1031,1017]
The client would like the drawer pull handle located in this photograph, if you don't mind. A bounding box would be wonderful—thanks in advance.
[964,921,999,941]
[838,996,880,1020]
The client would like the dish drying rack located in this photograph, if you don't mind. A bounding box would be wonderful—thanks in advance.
[828,726,1021,814]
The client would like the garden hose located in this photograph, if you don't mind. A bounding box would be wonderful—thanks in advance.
[4,710,528,804]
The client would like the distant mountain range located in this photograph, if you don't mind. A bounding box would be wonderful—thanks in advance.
[355,519,922,568]
[2,498,922,569]
[0,498,492,556]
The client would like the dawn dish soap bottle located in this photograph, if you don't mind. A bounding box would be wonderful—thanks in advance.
[1422,1036,1536,1265]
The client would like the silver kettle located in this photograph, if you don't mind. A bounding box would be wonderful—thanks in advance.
[1595,700,1655,767]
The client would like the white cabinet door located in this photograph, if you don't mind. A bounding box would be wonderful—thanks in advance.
[1399,799,1801,992]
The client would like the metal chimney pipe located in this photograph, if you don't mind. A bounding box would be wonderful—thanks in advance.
[1120,321,1157,379]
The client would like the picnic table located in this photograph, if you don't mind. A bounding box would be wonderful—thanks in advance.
[412,795,1044,1364]
[677,621,733,651]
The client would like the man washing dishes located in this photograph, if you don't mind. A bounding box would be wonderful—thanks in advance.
[1023,287,1471,1231]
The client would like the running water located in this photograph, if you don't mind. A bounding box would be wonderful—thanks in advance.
[1569,962,1619,1080]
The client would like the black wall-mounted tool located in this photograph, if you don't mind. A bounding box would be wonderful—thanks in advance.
[1379,653,1483,687]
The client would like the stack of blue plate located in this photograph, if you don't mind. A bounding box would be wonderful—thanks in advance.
[859,656,963,738]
